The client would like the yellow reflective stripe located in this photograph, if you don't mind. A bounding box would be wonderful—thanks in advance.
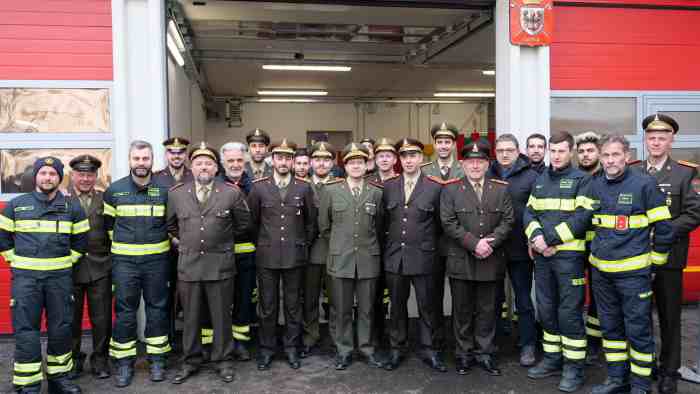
[587,315,600,326]
[651,251,668,266]
[528,197,576,211]
[592,214,649,229]
[589,253,651,272]
[562,336,587,348]
[108,230,113,240]
[571,277,587,286]
[586,327,602,338]
[562,348,586,360]
[630,348,653,363]
[11,254,74,270]
[47,352,71,364]
[46,359,73,375]
[14,220,73,234]
[110,338,137,349]
[234,242,256,253]
[555,222,575,243]
[543,344,562,353]
[603,339,628,350]
[232,325,250,334]
[116,204,165,217]
[146,343,172,355]
[605,352,629,362]
[575,196,597,210]
[0,248,14,261]
[556,239,586,252]
[201,336,213,345]
[630,363,652,376]
[14,361,41,372]
[543,331,561,342]
[586,230,595,241]
[639,290,653,299]
[0,214,14,232]
[111,239,170,256]
[72,219,90,234]
[233,332,251,341]
[647,206,671,223]
[145,335,169,345]
[103,202,116,217]
[525,221,542,239]
[12,371,43,386]
[109,338,137,358]
[201,329,214,336]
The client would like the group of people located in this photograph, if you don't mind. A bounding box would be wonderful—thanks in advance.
[1,114,699,394]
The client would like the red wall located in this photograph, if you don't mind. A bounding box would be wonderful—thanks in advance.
[0,0,113,80]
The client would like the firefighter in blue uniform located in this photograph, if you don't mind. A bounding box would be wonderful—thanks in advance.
[104,140,172,387]
[1,157,89,394]
[524,131,595,393]
[589,134,674,394]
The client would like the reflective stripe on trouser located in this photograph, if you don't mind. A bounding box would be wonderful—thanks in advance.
[11,269,74,389]
[586,314,602,338]
[233,251,257,335]
[592,267,654,391]
[232,324,251,341]
[534,255,586,364]
[201,328,213,345]
[111,256,171,363]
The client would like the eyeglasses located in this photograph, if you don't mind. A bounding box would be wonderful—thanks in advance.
[495,148,517,154]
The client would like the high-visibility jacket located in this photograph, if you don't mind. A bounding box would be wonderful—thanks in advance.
[589,168,674,274]
[523,164,595,255]
[103,175,170,257]
[0,191,88,270]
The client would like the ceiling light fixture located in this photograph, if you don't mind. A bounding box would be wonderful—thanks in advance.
[262,65,352,72]
[166,33,185,67]
[258,90,328,96]
[389,100,466,104]
[433,92,495,98]
[482,70,496,76]
[258,98,320,103]
[167,20,185,52]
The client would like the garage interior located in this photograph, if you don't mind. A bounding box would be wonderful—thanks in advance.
[166,0,497,152]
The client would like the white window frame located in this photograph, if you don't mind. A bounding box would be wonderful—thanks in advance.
[0,80,114,201]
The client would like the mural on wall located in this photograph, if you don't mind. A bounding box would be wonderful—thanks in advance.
[0,148,112,193]
[0,88,110,133]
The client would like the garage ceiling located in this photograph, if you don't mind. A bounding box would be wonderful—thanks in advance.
[175,0,496,99]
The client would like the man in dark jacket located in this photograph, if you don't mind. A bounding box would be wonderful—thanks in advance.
[489,133,539,367]
[526,133,547,174]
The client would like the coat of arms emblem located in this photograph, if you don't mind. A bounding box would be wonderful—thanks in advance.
[520,6,545,36]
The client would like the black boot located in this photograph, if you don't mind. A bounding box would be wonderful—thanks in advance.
[591,377,630,394]
[149,360,166,382]
[558,363,585,393]
[114,363,134,388]
[68,352,86,380]
[47,377,82,394]
[528,356,562,379]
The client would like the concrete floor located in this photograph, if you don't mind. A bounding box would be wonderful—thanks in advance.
[1,307,698,394]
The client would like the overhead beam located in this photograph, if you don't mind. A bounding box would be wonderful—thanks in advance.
[217,0,495,10]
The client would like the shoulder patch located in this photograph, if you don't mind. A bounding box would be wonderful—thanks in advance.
[678,160,699,168]
[252,176,270,184]
[368,180,384,189]
[169,182,184,191]
[326,178,345,185]
[420,161,433,168]
[627,160,642,166]
[443,178,462,185]
[490,179,509,185]
[223,181,240,189]
[426,175,446,185]
[295,176,311,183]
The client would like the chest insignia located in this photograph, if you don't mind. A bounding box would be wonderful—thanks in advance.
[617,193,633,205]
[14,205,34,212]
[147,187,160,197]
[113,191,130,197]
[559,179,573,189]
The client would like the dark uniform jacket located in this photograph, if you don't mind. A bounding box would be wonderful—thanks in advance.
[309,175,337,265]
[488,154,540,261]
[247,176,317,269]
[167,179,251,282]
[631,158,700,269]
[153,167,193,189]
[103,176,170,258]
[0,191,88,271]
[530,160,546,174]
[319,179,384,279]
[382,174,443,275]
[69,190,111,283]
[441,177,514,281]
[421,158,465,181]
[244,162,273,180]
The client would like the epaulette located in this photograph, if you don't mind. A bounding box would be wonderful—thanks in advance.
[426,175,446,185]
[368,180,384,189]
[420,161,433,168]
[252,176,269,184]
[490,179,509,186]
[223,181,239,188]
[627,160,642,166]
[295,176,311,183]
[383,174,401,182]
[678,160,699,168]
[443,178,462,185]
[326,178,345,185]
[169,182,184,191]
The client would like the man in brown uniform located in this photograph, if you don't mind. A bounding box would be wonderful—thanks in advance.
[153,137,193,188]
[248,139,317,371]
[245,129,273,180]
[167,143,251,384]
[68,155,112,380]
[441,139,514,376]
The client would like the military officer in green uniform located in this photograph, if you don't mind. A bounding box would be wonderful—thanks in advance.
[245,128,273,180]
[319,143,385,371]
[421,122,465,351]
[68,155,112,380]
[153,137,193,188]
[302,141,338,357]
[630,114,700,394]
[167,143,251,384]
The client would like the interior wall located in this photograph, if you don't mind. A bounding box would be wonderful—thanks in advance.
[205,102,489,153]
[167,56,206,144]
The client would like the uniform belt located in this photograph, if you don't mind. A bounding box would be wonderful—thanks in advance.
[234,242,256,254]
[111,239,170,256]
[555,239,586,252]
[9,251,82,271]
[592,214,648,229]
[589,252,654,272]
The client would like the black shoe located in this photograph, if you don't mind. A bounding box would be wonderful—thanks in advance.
[366,354,384,368]
[48,377,82,393]
[286,351,301,369]
[257,354,273,371]
[586,342,602,367]
[658,375,678,394]
[591,377,631,394]
[423,355,448,373]
[171,366,198,385]
[68,352,86,380]
[477,357,502,376]
[520,345,537,367]
[233,341,251,361]
[558,364,584,393]
[335,354,352,370]
[149,361,166,382]
[219,367,235,383]
[456,358,474,375]
[299,345,316,359]
[17,385,41,394]
[114,364,134,388]
[384,350,401,371]
[91,358,111,379]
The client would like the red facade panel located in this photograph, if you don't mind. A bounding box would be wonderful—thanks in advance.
[551,6,700,90]
[0,0,113,81]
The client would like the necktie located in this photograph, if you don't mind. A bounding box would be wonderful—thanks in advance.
[197,186,210,204]
[405,180,414,203]
[352,186,360,200]
[648,166,657,175]
[79,194,91,212]
[441,166,449,176]
[254,169,262,179]
[474,182,482,202]
[278,179,288,199]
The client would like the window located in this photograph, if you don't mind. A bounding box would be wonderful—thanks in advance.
[551,97,637,135]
